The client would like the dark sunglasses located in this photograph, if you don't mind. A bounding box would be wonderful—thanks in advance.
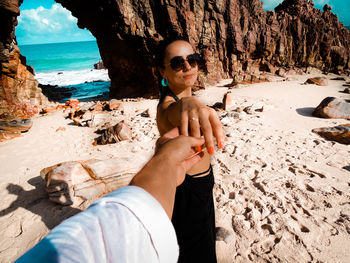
[167,53,201,71]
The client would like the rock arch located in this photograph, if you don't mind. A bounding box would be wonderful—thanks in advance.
[1,0,350,115]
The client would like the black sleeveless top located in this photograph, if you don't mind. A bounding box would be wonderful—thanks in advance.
[159,87,180,104]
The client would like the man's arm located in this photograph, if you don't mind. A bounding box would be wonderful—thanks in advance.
[130,128,205,218]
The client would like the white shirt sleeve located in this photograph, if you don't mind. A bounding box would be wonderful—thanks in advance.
[16,186,179,263]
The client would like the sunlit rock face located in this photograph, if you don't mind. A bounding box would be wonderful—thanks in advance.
[55,0,350,98]
[0,0,48,120]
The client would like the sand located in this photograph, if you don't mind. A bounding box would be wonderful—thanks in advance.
[0,73,349,262]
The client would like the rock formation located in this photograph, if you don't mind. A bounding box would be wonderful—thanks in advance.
[0,0,48,120]
[2,0,350,102]
[55,0,350,98]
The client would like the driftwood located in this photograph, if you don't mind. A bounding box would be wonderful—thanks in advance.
[40,156,148,206]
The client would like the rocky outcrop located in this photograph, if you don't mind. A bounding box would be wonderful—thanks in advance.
[55,0,350,98]
[0,0,48,120]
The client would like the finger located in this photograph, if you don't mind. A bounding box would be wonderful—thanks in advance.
[183,152,205,172]
[199,115,215,155]
[209,109,226,149]
[163,127,180,139]
[155,127,180,151]
[180,111,189,136]
[189,116,202,152]
[186,135,205,148]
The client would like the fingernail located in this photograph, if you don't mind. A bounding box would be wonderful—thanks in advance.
[208,147,214,155]
[218,141,224,149]
[196,146,202,153]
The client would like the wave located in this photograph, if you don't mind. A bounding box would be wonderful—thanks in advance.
[35,68,110,86]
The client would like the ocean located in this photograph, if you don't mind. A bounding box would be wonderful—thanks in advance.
[19,41,111,102]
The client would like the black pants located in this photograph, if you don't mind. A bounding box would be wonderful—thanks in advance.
[172,166,217,263]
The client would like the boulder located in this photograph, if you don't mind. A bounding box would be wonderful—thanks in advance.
[305,77,328,86]
[94,61,106,70]
[313,97,350,119]
[40,157,147,206]
[0,119,32,133]
[344,88,350,94]
[312,124,350,145]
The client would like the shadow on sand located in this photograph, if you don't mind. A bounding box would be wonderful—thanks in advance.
[0,176,81,230]
[296,107,315,117]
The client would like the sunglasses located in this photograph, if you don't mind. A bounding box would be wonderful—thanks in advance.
[167,53,201,71]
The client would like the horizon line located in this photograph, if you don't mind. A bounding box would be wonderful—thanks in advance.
[18,39,96,47]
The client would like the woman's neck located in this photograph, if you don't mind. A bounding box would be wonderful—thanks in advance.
[168,85,191,99]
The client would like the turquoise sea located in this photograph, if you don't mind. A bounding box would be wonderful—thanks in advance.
[19,41,111,102]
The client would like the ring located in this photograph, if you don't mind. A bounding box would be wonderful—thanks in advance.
[190,117,198,121]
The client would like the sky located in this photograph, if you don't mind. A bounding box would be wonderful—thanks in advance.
[17,0,94,45]
[17,0,349,45]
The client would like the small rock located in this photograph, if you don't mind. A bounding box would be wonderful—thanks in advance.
[65,98,81,110]
[223,92,235,110]
[344,88,350,94]
[244,106,254,115]
[108,99,122,111]
[89,113,110,127]
[100,121,132,145]
[276,68,286,77]
[94,61,106,69]
[56,127,66,132]
[216,227,233,244]
[304,77,328,86]
[141,109,150,117]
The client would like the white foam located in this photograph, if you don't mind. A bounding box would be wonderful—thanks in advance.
[35,69,110,86]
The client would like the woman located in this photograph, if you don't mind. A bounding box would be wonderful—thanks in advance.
[156,38,225,263]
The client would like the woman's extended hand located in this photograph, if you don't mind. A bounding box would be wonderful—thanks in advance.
[178,97,225,154]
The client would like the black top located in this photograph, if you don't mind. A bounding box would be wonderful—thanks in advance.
[159,87,180,104]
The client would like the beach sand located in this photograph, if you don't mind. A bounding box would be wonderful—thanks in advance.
[0,73,349,262]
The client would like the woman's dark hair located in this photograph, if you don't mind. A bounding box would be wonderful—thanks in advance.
[155,37,186,69]
[155,37,186,103]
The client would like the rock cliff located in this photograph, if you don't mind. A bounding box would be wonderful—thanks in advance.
[1,0,350,102]
[56,0,350,98]
[0,0,48,120]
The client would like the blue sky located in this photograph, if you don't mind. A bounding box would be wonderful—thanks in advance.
[17,0,349,45]
[17,0,94,45]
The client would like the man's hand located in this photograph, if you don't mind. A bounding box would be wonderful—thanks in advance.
[155,128,205,185]
[130,128,205,218]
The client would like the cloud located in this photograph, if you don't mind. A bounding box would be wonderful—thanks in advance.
[17,3,94,45]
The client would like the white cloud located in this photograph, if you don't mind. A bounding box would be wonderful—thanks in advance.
[17,3,94,45]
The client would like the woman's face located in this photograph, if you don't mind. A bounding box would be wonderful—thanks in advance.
[161,40,198,91]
